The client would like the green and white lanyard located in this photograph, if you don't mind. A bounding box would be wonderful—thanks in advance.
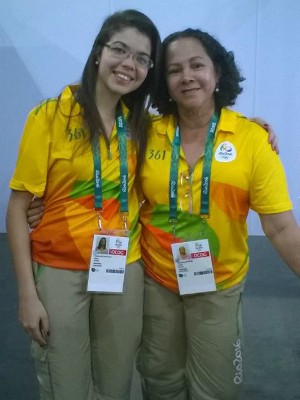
[169,112,219,235]
[93,107,129,231]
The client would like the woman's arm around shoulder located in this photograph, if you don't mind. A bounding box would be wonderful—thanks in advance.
[250,117,279,154]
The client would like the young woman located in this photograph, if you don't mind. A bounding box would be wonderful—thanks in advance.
[6,9,160,400]
[136,28,300,400]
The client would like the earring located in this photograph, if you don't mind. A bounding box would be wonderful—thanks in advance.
[215,85,219,93]
[95,60,99,66]
[168,97,173,102]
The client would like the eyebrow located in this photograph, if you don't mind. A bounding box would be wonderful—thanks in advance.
[110,40,151,57]
[167,56,206,67]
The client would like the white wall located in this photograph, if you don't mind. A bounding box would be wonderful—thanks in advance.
[1,0,300,233]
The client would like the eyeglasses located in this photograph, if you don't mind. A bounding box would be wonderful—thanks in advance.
[179,170,194,214]
[104,42,153,70]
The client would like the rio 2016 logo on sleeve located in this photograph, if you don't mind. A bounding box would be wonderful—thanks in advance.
[214,141,236,162]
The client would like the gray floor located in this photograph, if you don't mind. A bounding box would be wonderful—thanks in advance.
[1,233,299,399]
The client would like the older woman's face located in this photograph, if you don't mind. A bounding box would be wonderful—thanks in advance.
[166,37,219,112]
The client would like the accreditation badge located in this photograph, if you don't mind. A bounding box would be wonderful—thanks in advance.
[171,239,216,295]
[87,233,129,293]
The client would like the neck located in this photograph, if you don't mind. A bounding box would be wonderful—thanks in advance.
[95,82,121,139]
[178,106,215,143]
[178,106,215,131]
[97,99,118,120]
[95,90,120,118]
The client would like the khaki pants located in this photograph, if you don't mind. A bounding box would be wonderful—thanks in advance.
[32,261,144,400]
[136,276,244,400]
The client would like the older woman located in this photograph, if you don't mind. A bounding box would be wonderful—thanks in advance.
[137,28,300,400]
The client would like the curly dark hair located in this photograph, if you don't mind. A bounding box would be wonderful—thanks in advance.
[153,28,245,115]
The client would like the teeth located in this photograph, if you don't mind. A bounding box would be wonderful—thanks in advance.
[116,73,131,81]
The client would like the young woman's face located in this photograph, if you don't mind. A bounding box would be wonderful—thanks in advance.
[166,37,219,113]
[96,27,152,99]
[179,246,186,256]
[100,238,106,247]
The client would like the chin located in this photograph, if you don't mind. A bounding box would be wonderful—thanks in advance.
[111,84,134,96]
[180,100,201,110]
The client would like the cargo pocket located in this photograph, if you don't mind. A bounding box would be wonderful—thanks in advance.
[31,341,54,399]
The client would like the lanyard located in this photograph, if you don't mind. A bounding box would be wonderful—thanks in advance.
[169,112,219,232]
[93,107,129,228]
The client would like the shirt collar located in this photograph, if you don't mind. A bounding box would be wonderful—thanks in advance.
[153,107,245,140]
[218,107,245,135]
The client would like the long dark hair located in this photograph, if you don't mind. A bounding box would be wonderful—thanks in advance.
[153,28,244,115]
[76,9,161,170]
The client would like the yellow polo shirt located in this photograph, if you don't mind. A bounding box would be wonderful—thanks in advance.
[10,86,141,270]
[140,108,292,292]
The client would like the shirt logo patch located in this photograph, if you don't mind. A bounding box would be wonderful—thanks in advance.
[214,141,236,162]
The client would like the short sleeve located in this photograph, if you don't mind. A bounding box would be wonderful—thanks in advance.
[249,127,292,214]
[9,105,52,197]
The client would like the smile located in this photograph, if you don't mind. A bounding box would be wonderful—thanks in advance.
[114,72,133,82]
[181,88,199,94]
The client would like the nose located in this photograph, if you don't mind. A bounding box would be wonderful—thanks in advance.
[120,53,135,69]
[181,68,194,83]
